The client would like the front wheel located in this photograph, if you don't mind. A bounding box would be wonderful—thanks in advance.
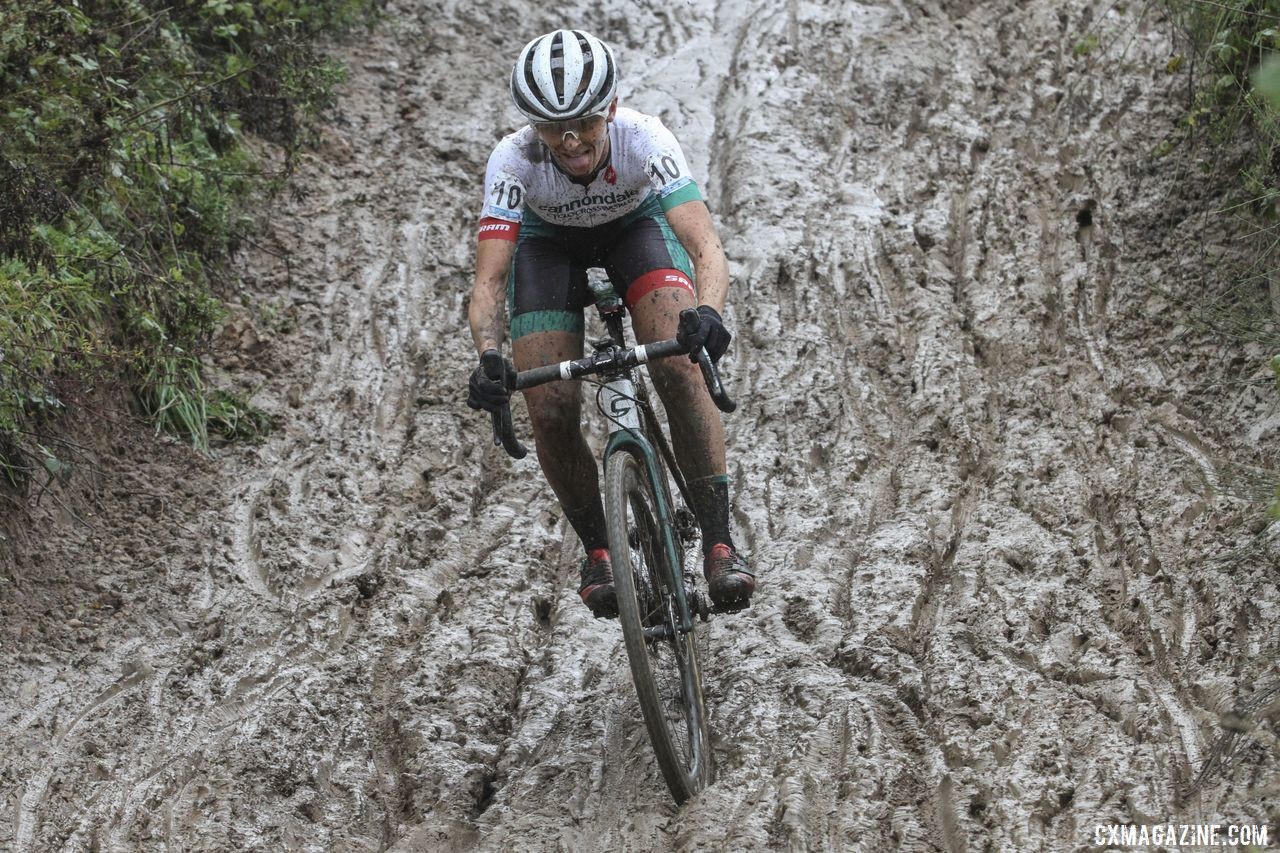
[605,450,712,803]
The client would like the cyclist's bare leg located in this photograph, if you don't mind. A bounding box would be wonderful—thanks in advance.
[628,285,754,606]
[627,287,726,483]
[512,329,607,551]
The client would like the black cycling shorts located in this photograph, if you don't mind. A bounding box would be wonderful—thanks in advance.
[507,194,696,339]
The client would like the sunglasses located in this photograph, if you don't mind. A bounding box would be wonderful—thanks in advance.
[533,112,609,138]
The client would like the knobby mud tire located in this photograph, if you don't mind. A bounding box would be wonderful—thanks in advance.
[605,450,712,804]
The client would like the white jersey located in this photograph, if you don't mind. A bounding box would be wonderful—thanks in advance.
[479,107,700,232]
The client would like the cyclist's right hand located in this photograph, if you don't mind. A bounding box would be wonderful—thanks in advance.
[467,348,516,413]
[677,305,731,364]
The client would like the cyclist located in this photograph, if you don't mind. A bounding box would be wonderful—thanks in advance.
[465,29,755,617]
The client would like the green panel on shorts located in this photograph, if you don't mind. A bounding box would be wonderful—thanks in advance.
[655,207,695,280]
[511,310,585,339]
[658,181,704,212]
[506,192,697,339]
[518,206,554,239]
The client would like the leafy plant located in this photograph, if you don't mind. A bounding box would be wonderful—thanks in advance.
[0,0,380,490]
[1073,33,1101,57]
[134,355,211,451]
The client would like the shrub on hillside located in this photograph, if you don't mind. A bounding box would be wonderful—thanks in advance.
[0,0,378,487]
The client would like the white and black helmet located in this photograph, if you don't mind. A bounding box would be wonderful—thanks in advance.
[510,30,618,123]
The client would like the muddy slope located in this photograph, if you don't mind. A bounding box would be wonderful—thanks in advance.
[3,0,1278,850]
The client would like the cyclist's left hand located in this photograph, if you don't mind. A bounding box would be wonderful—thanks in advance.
[467,348,516,413]
[678,305,731,363]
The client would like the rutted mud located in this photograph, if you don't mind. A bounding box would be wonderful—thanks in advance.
[3,0,1278,850]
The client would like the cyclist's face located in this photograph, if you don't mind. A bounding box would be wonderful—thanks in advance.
[534,102,614,178]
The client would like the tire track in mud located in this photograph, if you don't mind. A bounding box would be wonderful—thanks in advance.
[13,663,150,853]
[4,0,1279,849]
[226,218,424,605]
[667,1,975,846]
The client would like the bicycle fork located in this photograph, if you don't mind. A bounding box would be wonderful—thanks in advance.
[601,373,697,637]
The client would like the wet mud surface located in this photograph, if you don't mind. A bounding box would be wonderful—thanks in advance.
[3,0,1279,850]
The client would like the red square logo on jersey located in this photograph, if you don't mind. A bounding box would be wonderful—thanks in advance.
[604,166,617,185]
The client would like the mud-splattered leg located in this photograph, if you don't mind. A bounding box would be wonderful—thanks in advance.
[512,330,607,552]
[628,286,735,553]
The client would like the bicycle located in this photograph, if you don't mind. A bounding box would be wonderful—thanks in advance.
[488,278,737,804]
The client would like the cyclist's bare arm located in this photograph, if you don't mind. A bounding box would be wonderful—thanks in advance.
[469,237,516,356]
[665,200,730,312]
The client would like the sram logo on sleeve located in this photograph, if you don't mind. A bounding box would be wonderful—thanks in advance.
[478,217,519,241]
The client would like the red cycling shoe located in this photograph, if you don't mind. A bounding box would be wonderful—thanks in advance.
[578,548,618,618]
[704,543,755,610]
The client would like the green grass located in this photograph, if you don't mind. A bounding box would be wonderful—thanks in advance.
[0,0,380,490]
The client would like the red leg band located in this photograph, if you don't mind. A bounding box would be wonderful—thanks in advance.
[624,268,695,309]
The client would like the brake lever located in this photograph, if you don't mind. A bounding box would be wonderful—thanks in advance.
[490,406,527,459]
[678,307,737,413]
[695,348,737,413]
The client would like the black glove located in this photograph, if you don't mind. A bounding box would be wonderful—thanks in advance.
[467,349,516,413]
[677,305,731,364]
